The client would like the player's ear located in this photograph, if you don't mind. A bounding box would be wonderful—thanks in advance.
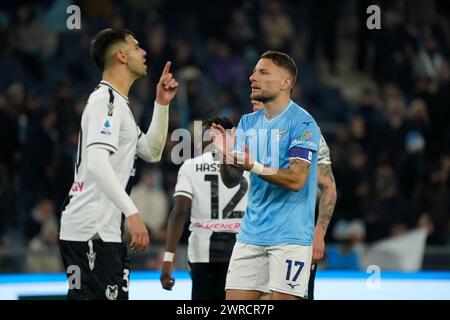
[282,77,292,92]
[116,50,127,65]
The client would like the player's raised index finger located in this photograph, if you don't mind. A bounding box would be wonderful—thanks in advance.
[162,61,172,75]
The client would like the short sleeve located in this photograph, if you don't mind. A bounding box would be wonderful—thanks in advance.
[288,116,320,153]
[318,134,332,165]
[86,93,123,153]
[173,162,193,200]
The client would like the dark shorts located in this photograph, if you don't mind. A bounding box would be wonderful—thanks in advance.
[59,239,130,300]
[189,262,230,300]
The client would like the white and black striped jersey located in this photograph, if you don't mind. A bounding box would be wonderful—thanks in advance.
[59,81,141,243]
[174,152,250,263]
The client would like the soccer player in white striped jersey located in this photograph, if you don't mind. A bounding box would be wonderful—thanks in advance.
[58,28,178,300]
[251,100,337,300]
[160,117,250,299]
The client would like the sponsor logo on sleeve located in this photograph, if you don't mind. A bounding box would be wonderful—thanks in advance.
[300,129,312,141]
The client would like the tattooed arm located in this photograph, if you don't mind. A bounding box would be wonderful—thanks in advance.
[313,163,337,261]
[254,159,310,192]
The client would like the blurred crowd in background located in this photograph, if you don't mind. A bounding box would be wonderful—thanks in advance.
[0,0,449,272]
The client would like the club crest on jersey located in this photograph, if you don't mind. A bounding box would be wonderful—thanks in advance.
[101,118,112,136]
[274,129,288,142]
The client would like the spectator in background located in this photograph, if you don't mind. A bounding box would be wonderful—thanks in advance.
[141,22,173,123]
[406,98,430,138]
[26,205,62,273]
[50,84,75,141]
[349,115,369,154]
[206,39,245,90]
[145,22,172,86]
[327,220,365,270]
[414,36,446,83]
[399,132,427,198]
[415,156,450,245]
[26,226,62,273]
[397,99,429,197]
[414,77,450,158]
[172,38,198,72]
[355,87,385,139]
[53,125,79,216]
[24,198,57,243]
[226,7,255,55]
[365,163,412,243]
[308,0,340,73]
[6,4,55,80]
[376,96,408,170]
[20,109,58,216]
[130,167,169,244]
[0,91,19,185]
[332,143,370,242]
[372,9,415,89]
[260,0,295,52]
[7,82,28,145]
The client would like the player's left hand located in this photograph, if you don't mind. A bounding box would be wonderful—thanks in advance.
[312,225,326,261]
[233,144,255,171]
[156,61,179,105]
[160,262,175,290]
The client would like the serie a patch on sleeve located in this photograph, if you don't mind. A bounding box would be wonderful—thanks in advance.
[100,118,112,136]
[289,147,313,163]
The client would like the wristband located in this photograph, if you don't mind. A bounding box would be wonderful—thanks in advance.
[250,162,264,175]
[163,252,175,262]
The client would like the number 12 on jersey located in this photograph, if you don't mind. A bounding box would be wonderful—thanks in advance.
[204,174,248,220]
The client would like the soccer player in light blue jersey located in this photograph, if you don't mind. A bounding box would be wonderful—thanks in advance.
[211,51,321,300]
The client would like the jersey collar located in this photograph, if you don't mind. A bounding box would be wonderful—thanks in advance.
[263,100,293,123]
[99,81,129,102]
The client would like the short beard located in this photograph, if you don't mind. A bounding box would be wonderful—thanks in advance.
[250,93,274,104]
[130,66,147,79]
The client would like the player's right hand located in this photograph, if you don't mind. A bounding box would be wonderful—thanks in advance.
[312,225,326,261]
[126,213,150,252]
[160,262,175,290]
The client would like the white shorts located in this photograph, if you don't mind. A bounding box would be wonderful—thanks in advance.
[225,242,312,298]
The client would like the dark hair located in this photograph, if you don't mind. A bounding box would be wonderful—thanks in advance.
[90,28,135,70]
[203,116,235,131]
[261,50,298,89]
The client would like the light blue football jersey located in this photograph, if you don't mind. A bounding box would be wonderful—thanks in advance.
[234,100,320,246]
